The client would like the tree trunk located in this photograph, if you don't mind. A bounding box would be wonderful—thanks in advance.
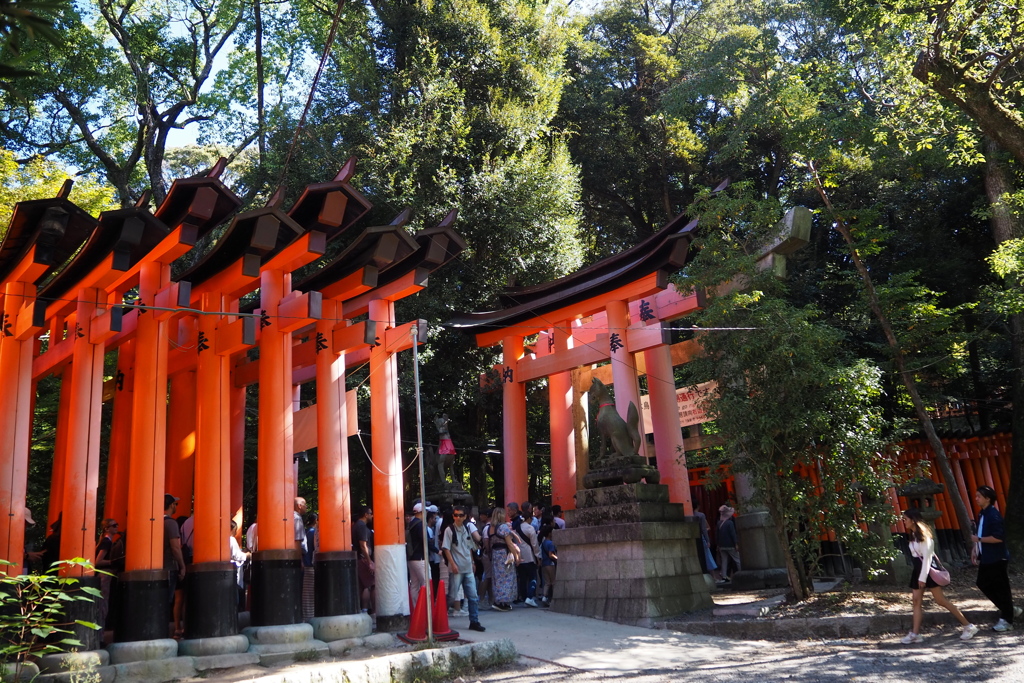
[764,468,811,601]
[811,163,974,550]
[983,136,1024,559]
[255,0,266,161]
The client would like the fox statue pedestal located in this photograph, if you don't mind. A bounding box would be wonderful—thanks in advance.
[552,484,713,626]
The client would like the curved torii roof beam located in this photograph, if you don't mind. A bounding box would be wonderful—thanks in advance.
[0,181,97,288]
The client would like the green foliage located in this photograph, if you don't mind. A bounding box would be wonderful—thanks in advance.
[0,148,117,230]
[0,0,258,204]
[680,190,898,595]
[0,559,101,677]
[987,237,1024,315]
[0,0,66,78]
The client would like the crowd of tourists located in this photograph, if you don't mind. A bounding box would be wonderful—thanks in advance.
[21,481,1013,643]
[400,500,564,632]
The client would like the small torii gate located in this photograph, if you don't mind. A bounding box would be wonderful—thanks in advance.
[450,212,704,513]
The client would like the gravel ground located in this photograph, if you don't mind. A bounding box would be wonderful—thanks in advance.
[461,634,1024,683]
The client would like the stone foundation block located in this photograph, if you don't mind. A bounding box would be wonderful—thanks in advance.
[326,637,364,656]
[362,633,398,649]
[112,657,196,683]
[2,663,40,682]
[177,634,250,656]
[470,638,517,668]
[309,613,373,642]
[192,653,261,672]
[106,638,178,664]
[242,622,315,645]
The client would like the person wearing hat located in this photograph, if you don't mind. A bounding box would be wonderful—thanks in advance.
[164,494,186,637]
[407,502,431,608]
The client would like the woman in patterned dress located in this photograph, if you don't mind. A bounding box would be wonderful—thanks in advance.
[488,507,520,611]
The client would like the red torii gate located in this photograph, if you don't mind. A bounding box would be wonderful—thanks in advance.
[0,159,464,647]
[450,213,703,513]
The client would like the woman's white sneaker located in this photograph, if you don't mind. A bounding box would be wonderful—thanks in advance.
[960,624,979,640]
[901,632,922,644]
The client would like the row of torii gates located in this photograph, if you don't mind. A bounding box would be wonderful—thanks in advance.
[0,159,800,645]
[0,159,468,641]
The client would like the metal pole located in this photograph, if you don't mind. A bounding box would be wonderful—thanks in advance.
[411,325,433,643]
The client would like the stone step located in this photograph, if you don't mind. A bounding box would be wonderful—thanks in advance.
[192,652,261,672]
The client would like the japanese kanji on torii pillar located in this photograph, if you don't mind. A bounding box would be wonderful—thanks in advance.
[0,157,465,654]
[449,212,705,513]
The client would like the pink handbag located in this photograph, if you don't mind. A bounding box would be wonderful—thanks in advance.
[929,557,951,586]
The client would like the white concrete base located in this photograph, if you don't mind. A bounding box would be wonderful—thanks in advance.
[192,652,261,672]
[374,544,411,619]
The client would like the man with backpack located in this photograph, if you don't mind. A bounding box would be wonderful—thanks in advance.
[407,502,433,608]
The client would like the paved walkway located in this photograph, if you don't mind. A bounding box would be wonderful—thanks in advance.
[454,606,778,672]
[455,604,1024,682]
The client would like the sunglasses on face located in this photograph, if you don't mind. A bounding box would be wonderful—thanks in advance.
[453,513,466,518]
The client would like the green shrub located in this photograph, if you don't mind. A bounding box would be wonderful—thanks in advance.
[0,559,101,680]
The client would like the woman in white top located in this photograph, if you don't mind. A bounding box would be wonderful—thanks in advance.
[901,508,977,643]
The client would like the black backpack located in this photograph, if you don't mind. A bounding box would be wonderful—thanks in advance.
[406,518,422,560]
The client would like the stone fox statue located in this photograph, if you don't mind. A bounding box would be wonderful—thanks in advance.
[588,377,642,460]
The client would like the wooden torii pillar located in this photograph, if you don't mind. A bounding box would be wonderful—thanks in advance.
[33,198,182,646]
[103,339,133,527]
[108,213,197,641]
[0,188,95,572]
[343,273,429,631]
[0,212,69,574]
[168,191,323,631]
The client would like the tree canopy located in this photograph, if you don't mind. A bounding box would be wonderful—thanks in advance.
[3,0,1024,588]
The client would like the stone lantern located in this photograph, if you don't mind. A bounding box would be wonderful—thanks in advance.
[897,477,945,530]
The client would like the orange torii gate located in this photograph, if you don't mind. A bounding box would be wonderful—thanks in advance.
[0,159,464,650]
[450,213,702,513]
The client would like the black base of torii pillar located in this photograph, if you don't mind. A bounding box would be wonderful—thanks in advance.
[186,563,239,637]
[116,571,170,642]
[313,551,361,616]
[250,550,303,626]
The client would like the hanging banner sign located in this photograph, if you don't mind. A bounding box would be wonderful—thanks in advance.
[640,381,717,433]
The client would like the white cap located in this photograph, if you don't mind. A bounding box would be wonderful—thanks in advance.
[426,505,439,513]
[413,503,424,513]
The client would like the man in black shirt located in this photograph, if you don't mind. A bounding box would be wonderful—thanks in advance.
[353,505,375,613]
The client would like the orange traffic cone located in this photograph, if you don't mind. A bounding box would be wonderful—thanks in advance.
[398,586,429,644]
[431,580,459,641]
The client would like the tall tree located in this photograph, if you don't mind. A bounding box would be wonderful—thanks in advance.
[681,189,897,600]
[817,0,1024,557]
[0,0,303,205]
[267,0,587,500]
